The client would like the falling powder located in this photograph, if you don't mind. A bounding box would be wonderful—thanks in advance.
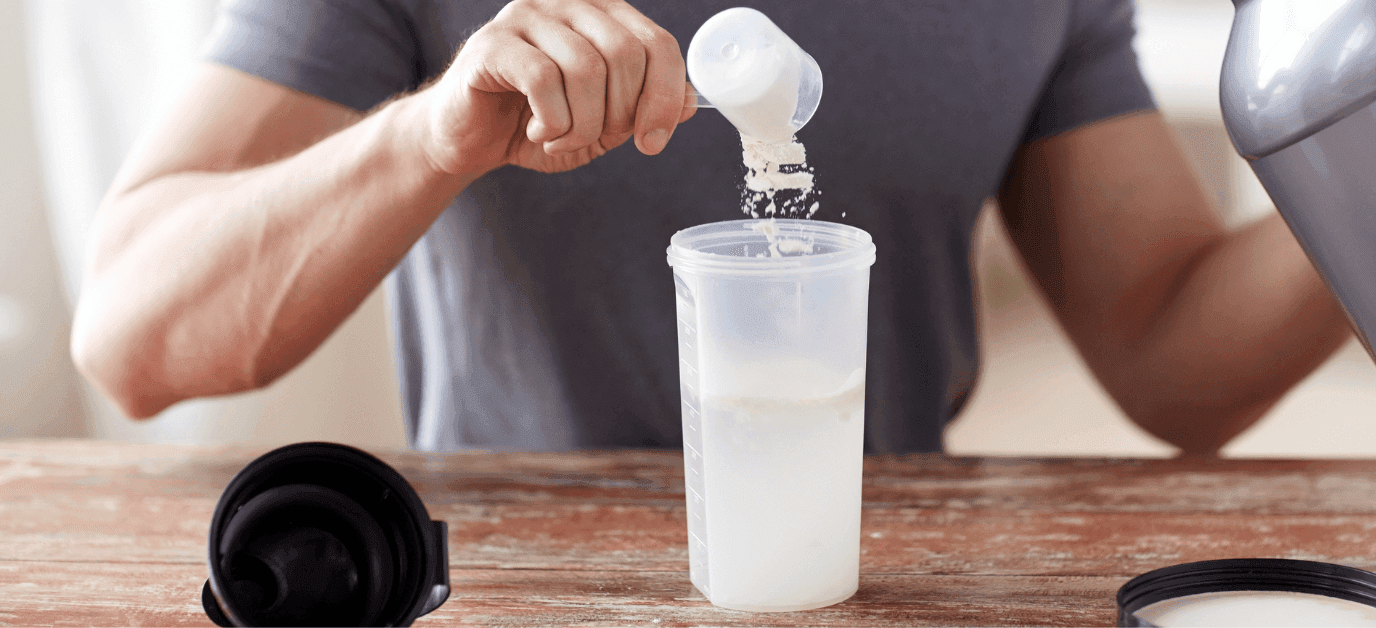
[740,135,820,219]
[749,218,814,258]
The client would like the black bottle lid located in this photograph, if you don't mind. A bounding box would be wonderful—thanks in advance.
[1117,558,1376,627]
[202,442,450,627]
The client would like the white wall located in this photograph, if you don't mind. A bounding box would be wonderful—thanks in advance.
[0,0,86,438]
[21,0,406,450]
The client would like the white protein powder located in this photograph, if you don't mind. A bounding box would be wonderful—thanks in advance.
[749,217,814,258]
[740,134,819,220]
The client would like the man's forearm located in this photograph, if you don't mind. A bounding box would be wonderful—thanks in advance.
[74,0,695,418]
[1120,213,1352,453]
[72,93,473,417]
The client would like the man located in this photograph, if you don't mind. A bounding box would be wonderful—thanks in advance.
[69,0,1351,454]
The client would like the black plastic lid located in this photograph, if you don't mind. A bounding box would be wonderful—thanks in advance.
[1117,559,1376,627]
[202,442,450,627]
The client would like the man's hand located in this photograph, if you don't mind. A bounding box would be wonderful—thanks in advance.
[71,1,701,418]
[421,0,695,176]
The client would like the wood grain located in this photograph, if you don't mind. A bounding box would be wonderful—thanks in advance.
[4,441,1376,625]
[0,562,1122,627]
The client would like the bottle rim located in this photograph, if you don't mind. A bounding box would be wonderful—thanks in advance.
[666,218,876,276]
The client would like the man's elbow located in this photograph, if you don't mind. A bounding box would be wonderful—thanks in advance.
[69,304,281,418]
[1120,395,1262,457]
[69,316,176,419]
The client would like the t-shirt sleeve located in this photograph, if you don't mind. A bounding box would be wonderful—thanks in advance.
[202,0,423,112]
[1021,0,1157,142]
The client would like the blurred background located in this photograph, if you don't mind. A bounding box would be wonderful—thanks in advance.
[2,0,1372,456]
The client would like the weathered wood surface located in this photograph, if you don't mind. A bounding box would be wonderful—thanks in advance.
[0,562,1122,627]
[4,440,1376,625]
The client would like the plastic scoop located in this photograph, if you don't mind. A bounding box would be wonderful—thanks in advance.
[686,7,822,143]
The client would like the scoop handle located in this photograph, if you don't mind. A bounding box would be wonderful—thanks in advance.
[685,86,715,109]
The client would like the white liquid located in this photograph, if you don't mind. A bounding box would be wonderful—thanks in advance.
[692,362,864,612]
[1136,591,1376,627]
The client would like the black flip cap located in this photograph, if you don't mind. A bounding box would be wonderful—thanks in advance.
[202,442,450,627]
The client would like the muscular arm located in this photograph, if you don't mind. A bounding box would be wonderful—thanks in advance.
[71,0,692,418]
[72,66,454,417]
[998,111,1352,455]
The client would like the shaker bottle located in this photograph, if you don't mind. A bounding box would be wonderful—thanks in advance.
[666,218,875,612]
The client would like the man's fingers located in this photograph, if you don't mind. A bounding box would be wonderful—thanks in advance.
[457,0,687,160]
[604,2,685,155]
[520,18,608,153]
[463,34,572,145]
[679,96,697,124]
[564,3,645,143]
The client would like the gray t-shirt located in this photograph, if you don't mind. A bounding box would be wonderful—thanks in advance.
[205,0,1154,453]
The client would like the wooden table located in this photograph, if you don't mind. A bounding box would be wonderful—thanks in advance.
[4,440,1376,626]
